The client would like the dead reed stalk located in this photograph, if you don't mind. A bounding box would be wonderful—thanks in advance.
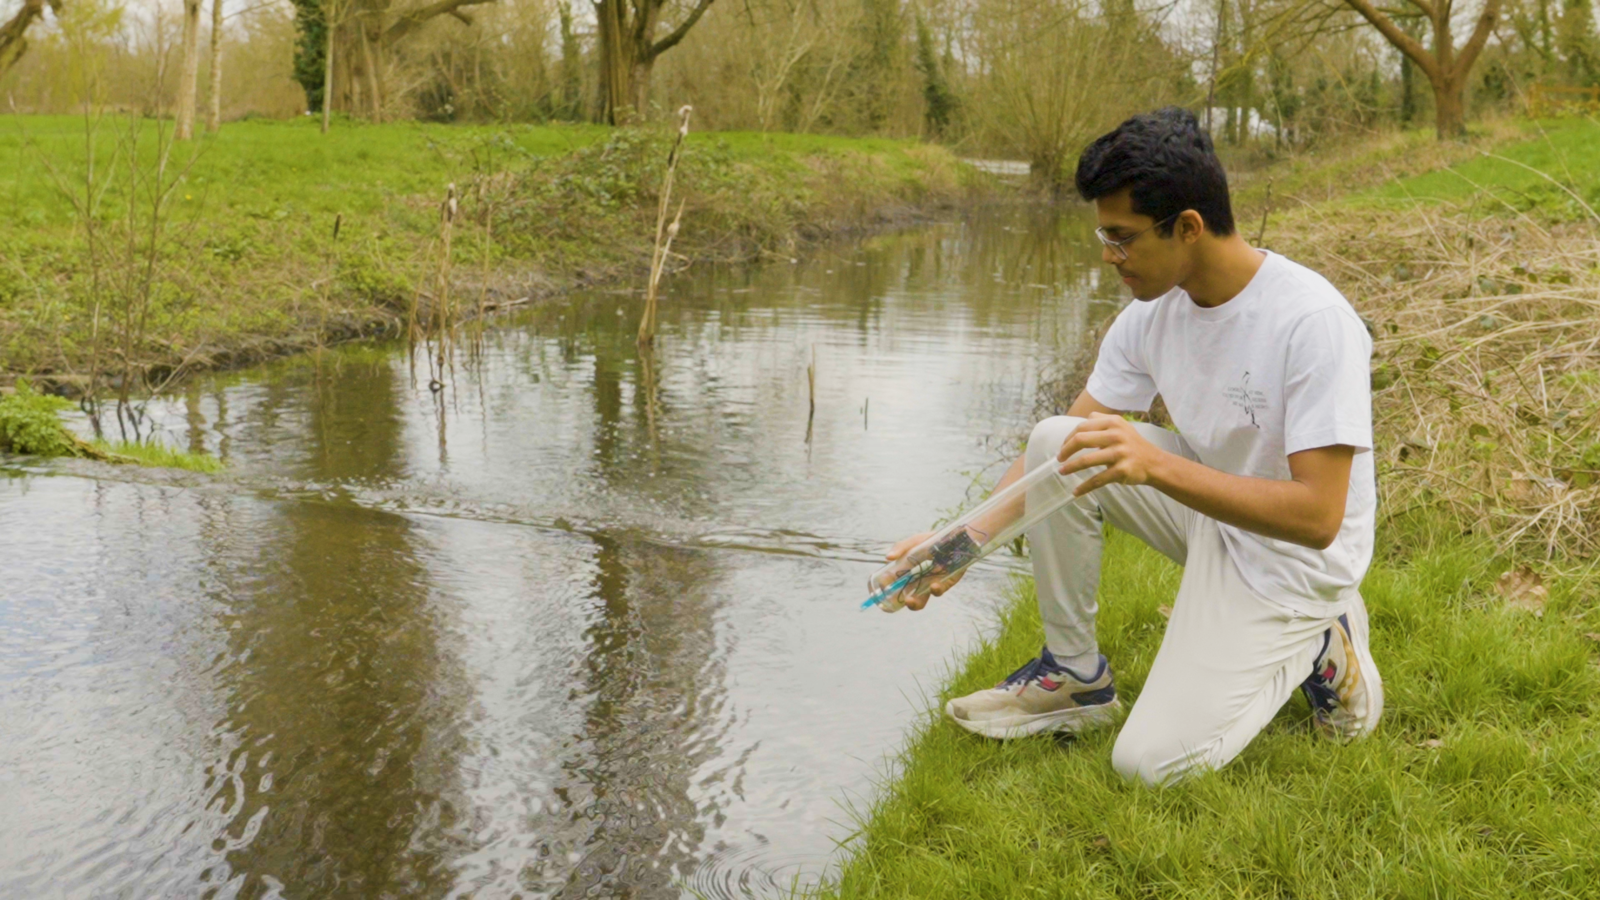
[408,183,459,391]
[637,105,692,348]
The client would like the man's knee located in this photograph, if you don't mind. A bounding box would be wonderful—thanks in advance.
[1027,416,1084,465]
[1110,731,1211,788]
[1110,735,1165,787]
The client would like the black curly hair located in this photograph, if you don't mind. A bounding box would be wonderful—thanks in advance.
[1074,107,1236,238]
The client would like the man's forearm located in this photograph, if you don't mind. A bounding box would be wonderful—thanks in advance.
[964,453,1027,541]
[1146,451,1342,549]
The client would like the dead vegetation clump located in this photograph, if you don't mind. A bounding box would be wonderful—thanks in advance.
[1279,204,1600,558]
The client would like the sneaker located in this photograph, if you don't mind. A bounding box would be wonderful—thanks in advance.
[945,646,1120,740]
[1300,605,1384,741]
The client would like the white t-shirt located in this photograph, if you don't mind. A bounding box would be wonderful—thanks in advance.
[1085,250,1376,614]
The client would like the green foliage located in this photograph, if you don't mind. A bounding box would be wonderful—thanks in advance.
[290,0,328,113]
[337,242,414,306]
[0,380,82,457]
[819,529,1600,898]
[913,16,958,139]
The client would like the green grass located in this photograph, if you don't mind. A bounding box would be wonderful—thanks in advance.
[96,439,225,473]
[819,527,1600,898]
[0,115,612,225]
[0,116,970,380]
[1356,117,1600,217]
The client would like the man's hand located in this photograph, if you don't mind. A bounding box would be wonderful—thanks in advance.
[884,531,967,610]
[1056,412,1169,496]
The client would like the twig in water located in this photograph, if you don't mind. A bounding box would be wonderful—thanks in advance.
[805,344,816,444]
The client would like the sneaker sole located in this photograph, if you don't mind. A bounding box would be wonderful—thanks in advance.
[944,698,1122,740]
[1342,599,1385,739]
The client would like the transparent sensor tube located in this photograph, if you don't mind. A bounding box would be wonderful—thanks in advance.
[864,454,1088,612]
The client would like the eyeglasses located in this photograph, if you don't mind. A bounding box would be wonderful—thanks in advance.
[1095,212,1181,262]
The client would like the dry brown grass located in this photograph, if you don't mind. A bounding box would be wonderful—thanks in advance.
[1277,204,1600,559]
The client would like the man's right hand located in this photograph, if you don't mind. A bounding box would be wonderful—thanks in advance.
[884,531,968,610]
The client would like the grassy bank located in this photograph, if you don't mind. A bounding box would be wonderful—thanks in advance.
[821,118,1600,897]
[822,528,1600,898]
[0,116,976,386]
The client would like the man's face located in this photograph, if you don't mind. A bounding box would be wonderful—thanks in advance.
[1093,190,1188,301]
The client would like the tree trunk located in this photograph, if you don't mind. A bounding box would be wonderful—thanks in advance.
[322,6,336,132]
[1432,74,1466,138]
[630,57,654,119]
[206,0,224,132]
[1342,0,1501,141]
[359,23,384,120]
[592,0,714,125]
[595,0,634,123]
[558,1,583,118]
[175,0,203,140]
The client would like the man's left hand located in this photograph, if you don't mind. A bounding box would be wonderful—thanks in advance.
[1055,412,1167,496]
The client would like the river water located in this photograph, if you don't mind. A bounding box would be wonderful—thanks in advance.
[0,206,1119,899]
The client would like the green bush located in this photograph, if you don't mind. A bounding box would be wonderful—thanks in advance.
[0,380,83,457]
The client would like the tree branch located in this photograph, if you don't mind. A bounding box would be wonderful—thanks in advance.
[1342,0,1441,80]
[1451,0,1502,79]
[0,0,49,74]
[649,0,716,58]
[384,0,494,44]
[1405,0,1437,20]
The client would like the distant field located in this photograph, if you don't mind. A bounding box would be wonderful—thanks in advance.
[0,116,614,227]
[0,116,951,228]
[1358,117,1600,215]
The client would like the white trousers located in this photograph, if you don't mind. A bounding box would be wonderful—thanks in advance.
[1025,416,1357,786]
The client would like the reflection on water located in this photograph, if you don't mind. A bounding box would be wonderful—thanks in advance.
[0,205,1121,898]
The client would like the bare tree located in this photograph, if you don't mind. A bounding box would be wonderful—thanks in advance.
[593,0,716,124]
[969,0,1174,192]
[1339,0,1502,137]
[175,0,203,139]
[0,0,56,74]
[206,0,224,131]
[330,0,496,119]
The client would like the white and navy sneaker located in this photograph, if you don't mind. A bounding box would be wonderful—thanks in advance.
[945,646,1121,740]
[1300,605,1384,740]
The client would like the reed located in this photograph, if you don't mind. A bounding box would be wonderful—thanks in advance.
[408,183,460,391]
[637,105,692,348]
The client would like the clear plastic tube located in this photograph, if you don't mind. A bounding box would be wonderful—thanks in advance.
[864,454,1087,612]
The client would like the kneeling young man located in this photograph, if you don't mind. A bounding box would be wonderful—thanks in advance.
[890,108,1382,785]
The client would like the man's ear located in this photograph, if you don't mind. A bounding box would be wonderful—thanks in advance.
[1177,209,1206,244]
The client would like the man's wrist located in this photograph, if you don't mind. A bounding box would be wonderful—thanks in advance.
[1145,447,1183,493]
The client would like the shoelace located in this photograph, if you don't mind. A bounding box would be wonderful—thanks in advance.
[999,655,1057,690]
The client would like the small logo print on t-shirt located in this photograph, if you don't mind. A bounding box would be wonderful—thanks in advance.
[1224,371,1268,428]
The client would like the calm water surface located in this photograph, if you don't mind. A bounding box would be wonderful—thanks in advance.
[0,206,1121,898]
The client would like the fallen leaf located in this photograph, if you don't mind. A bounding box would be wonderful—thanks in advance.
[1157,605,1172,620]
[1496,566,1547,616]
